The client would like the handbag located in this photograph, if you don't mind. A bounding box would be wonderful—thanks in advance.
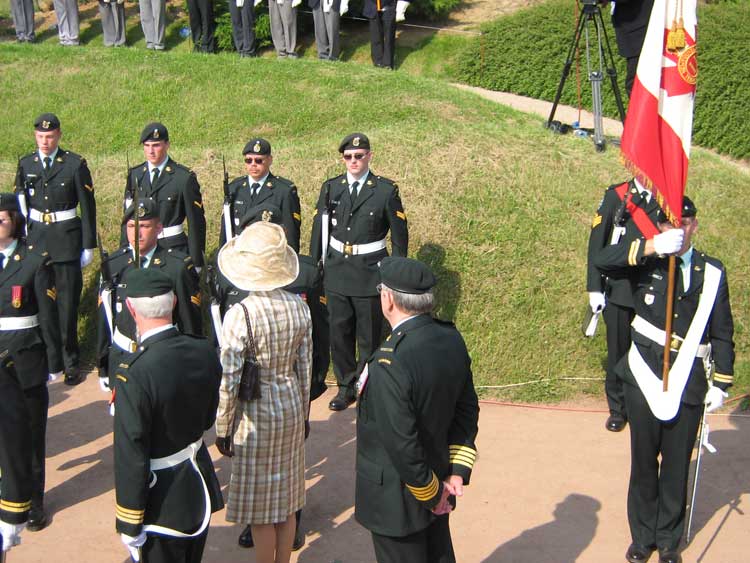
[237,303,262,401]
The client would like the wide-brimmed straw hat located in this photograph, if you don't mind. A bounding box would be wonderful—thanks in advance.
[218,222,299,291]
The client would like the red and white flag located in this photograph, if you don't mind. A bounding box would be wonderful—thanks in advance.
[620,0,698,225]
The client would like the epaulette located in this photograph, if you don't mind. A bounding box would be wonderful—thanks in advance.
[170,161,193,175]
[381,329,407,352]
[114,349,146,382]
[374,175,397,189]
[105,246,131,263]
[434,318,456,328]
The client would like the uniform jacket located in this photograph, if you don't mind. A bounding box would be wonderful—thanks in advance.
[0,240,63,383]
[123,158,206,267]
[219,172,301,251]
[113,328,223,536]
[97,244,203,379]
[310,172,408,296]
[587,181,660,308]
[596,243,735,404]
[612,0,655,57]
[355,315,479,537]
[16,148,97,262]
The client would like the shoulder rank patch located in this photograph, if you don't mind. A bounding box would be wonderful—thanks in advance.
[592,214,602,228]
[193,200,203,209]
[84,184,94,192]
[378,358,392,365]
[184,256,192,263]
[293,212,301,221]
[116,374,128,382]
[379,347,393,352]
[396,210,406,220]
[118,363,129,369]
[47,288,57,301]
[319,296,327,305]
[191,294,201,306]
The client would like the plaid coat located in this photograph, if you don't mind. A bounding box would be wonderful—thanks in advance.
[216,289,312,524]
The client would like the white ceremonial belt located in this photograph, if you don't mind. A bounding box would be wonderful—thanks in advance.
[113,327,138,353]
[0,315,39,330]
[158,224,185,239]
[29,208,77,224]
[150,438,203,470]
[632,316,709,359]
[329,237,386,256]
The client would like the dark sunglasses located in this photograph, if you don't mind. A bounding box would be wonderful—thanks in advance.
[244,157,266,164]
[343,153,369,161]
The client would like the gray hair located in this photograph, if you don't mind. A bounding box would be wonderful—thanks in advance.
[127,291,175,319]
[381,284,435,315]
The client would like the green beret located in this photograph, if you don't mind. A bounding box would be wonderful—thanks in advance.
[34,113,60,132]
[339,133,370,153]
[0,193,20,213]
[243,138,272,156]
[379,257,436,294]
[125,268,174,298]
[140,122,169,143]
[239,203,283,229]
[657,195,697,222]
[122,199,159,224]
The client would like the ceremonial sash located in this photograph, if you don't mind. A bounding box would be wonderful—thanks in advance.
[614,183,659,239]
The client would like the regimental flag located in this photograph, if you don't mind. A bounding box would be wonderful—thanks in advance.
[621,0,697,226]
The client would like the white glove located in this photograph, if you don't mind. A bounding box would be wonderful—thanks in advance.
[254,0,263,6]
[1,520,25,551]
[588,292,606,313]
[704,385,728,413]
[121,531,148,562]
[236,0,244,6]
[194,266,202,275]
[653,229,684,255]
[80,248,94,268]
[99,377,110,393]
[395,0,409,22]
[292,0,301,6]
[49,371,62,381]
[339,0,349,15]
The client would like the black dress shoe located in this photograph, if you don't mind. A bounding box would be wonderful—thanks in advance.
[27,506,48,532]
[606,414,627,432]
[292,526,305,551]
[64,367,83,386]
[658,549,681,563]
[328,390,356,411]
[626,543,654,563]
[238,524,254,548]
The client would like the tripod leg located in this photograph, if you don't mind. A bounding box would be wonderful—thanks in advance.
[590,11,606,151]
[596,9,627,123]
[547,9,588,128]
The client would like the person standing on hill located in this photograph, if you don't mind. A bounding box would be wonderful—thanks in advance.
[187,0,215,53]
[53,0,80,45]
[98,0,127,47]
[612,0,655,98]
[139,0,168,50]
[309,0,343,61]
[10,0,35,42]
[364,0,410,69]
[229,0,258,57]
[263,0,300,58]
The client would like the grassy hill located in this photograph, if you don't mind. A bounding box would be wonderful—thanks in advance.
[0,42,747,404]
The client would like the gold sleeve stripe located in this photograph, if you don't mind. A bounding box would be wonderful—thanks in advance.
[406,473,439,501]
[116,374,128,382]
[396,210,407,220]
[592,214,602,228]
[378,358,391,365]
[116,504,145,516]
[84,184,94,192]
[319,296,327,305]
[450,453,476,468]
[47,288,57,300]
[449,445,477,459]
[0,499,32,512]
[116,513,145,525]
[193,200,203,208]
[191,295,201,306]
[293,212,301,221]
[628,239,641,266]
[713,373,734,383]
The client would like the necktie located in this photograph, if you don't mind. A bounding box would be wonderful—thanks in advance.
[350,181,359,204]
[44,157,52,170]
[151,168,160,186]
[0,255,4,272]
[140,256,147,268]
[250,182,261,202]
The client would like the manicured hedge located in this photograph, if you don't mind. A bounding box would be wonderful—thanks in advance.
[456,0,750,160]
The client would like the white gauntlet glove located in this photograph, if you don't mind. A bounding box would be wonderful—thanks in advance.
[49,371,62,382]
[704,385,728,413]
[395,0,409,22]
[339,0,349,15]
[121,531,148,562]
[254,0,263,6]
[292,0,301,6]
[99,377,110,393]
[80,248,94,268]
[1,520,25,551]
[588,292,606,313]
[653,229,684,255]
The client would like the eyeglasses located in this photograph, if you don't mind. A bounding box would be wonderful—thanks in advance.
[343,153,369,161]
[244,157,266,164]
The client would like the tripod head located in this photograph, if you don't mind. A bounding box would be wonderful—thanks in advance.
[579,0,606,15]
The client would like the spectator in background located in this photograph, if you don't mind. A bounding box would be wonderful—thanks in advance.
[263,0,300,58]
[612,0,655,98]
[229,0,259,57]
[98,0,126,47]
[309,0,344,61]
[10,0,35,42]
[140,0,167,50]
[364,0,410,69]
[187,0,216,52]
[53,0,80,45]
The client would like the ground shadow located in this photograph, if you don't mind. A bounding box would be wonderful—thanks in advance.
[417,242,461,322]
[46,397,112,457]
[45,442,114,515]
[483,493,601,563]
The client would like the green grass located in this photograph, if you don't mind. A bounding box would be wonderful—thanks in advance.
[0,36,747,404]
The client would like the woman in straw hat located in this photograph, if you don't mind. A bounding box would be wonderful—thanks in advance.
[214,222,312,563]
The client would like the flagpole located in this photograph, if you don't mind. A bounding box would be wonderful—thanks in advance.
[662,255,677,391]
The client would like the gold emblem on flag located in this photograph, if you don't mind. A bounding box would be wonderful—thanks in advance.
[677,45,697,86]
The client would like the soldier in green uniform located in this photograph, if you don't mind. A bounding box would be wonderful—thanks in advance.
[310,133,408,411]
[113,268,223,563]
[355,257,479,563]
[122,123,207,271]
[97,200,202,394]
[219,138,301,251]
[0,193,62,534]
[16,113,97,386]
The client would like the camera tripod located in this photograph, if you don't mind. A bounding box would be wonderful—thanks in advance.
[546,1,627,152]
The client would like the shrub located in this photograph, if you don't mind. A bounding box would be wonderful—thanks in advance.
[213,3,273,53]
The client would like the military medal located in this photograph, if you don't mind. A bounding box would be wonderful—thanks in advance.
[356,364,370,396]
[12,285,23,308]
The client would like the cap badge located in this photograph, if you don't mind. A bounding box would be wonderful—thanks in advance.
[353,137,360,147]
[154,258,162,265]
[165,166,171,172]
[253,142,261,153]
[153,129,160,139]
[42,120,51,129]
[137,206,147,218]
[262,210,273,222]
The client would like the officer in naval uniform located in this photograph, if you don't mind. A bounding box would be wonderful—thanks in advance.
[587,178,661,432]
[355,257,479,563]
[98,200,202,393]
[122,122,207,271]
[0,193,62,534]
[594,197,734,563]
[219,138,301,251]
[113,268,223,563]
[310,133,408,411]
[16,113,96,387]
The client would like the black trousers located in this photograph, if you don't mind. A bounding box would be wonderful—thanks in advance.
[371,515,455,563]
[624,383,702,551]
[368,6,397,69]
[228,0,256,56]
[23,383,49,506]
[326,291,384,395]
[52,260,82,371]
[603,301,633,417]
[187,0,215,52]
[0,363,32,518]
[142,528,208,563]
